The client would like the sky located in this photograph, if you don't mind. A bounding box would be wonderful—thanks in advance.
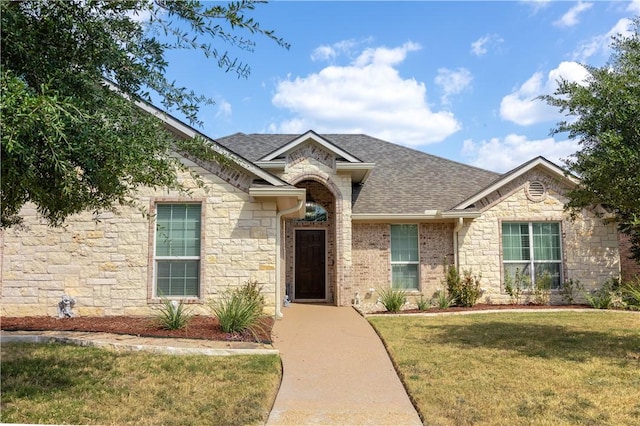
[158,0,640,173]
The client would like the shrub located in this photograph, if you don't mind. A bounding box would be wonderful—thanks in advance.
[432,289,451,309]
[621,276,640,310]
[504,268,529,304]
[378,288,407,313]
[153,298,193,330]
[457,270,482,307]
[416,294,430,311]
[210,280,266,340]
[584,278,622,309]
[532,271,552,305]
[444,258,481,307]
[560,278,584,305]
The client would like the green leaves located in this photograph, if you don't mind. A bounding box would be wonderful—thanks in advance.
[0,0,287,227]
[543,16,640,262]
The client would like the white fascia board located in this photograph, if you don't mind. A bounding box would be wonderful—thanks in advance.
[335,162,376,171]
[440,211,482,219]
[453,157,578,210]
[249,187,306,199]
[260,131,361,163]
[336,162,376,184]
[351,212,444,222]
[254,160,286,170]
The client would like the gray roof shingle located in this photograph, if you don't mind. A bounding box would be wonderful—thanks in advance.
[216,133,500,214]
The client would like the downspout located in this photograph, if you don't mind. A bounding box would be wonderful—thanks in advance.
[453,217,464,269]
[275,199,304,319]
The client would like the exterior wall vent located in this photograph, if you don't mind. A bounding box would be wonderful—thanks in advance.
[526,180,547,202]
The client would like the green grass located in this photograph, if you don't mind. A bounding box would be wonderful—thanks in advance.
[369,311,640,426]
[1,343,281,425]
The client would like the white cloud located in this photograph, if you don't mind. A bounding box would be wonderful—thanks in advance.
[500,61,590,126]
[520,0,552,14]
[462,134,579,173]
[573,17,633,62]
[434,68,473,105]
[270,42,461,146]
[215,100,232,120]
[554,1,593,28]
[310,39,369,62]
[470,34,503,57]
[628,0,640,14]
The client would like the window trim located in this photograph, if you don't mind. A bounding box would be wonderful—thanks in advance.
[501,220,563,290]
[390,224,420,291]
[148,199,206,303]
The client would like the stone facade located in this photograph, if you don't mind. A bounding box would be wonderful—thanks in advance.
[1,158,278,317]
[457,167,620,304]
[2,141,628,317]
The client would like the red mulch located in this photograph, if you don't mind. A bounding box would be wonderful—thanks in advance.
[0,315,274,343]
[372,303,592,314]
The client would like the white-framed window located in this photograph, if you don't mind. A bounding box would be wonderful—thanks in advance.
[154,203,202,297]
[502,222,563,289]
[391,224,419,290]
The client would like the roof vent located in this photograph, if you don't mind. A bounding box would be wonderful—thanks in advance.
[526,181,546,202]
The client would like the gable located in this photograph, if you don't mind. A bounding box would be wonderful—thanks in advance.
[452,157,577,212]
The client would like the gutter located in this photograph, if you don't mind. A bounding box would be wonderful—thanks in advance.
[453,217,464,269]
[275,199,304,319]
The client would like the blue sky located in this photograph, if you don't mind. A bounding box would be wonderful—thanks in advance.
[159,1,639,173]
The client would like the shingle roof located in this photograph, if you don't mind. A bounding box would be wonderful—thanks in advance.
[216,133,501,214]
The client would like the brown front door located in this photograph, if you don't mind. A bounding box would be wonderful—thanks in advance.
[295,229,326,300]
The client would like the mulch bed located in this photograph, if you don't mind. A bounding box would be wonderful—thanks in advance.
[371,303,592,314]
[0,315,274,343]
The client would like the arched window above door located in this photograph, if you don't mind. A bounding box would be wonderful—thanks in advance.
[302,202,327,222]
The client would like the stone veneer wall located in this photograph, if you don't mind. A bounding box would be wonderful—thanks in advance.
[457,168,620,304]
[352,222,454,312]
[1,159,278,317]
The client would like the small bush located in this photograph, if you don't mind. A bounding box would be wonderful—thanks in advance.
[621,276,640,310]
[211,280,266,340]
[416,295,430,311]
[378,288,407,313]
[432,289,451,309]
[560,278,584,305]
[153,298,193,330]
[532,272,552,305]
[584,278,622,309]
[444,258,481,307]
[504,268,529,304]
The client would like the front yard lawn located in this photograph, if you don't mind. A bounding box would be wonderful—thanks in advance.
[1,343,281,426]
[370,311,640,426]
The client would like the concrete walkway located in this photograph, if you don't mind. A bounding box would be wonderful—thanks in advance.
[266,304,422,426]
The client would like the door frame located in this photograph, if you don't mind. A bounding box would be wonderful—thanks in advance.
[293,228,328,302]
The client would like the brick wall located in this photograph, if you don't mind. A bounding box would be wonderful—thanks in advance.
[351,222,454,312]
[619,233,640,281]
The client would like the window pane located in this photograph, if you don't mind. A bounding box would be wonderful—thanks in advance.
[504,263,532,289]
[156,204,201,257]
[502,223,530,261]
[534,263,561,289]
[391,224,418,262]
[392,264,418,290]
[156,260,199,297]
[533,223,561,261]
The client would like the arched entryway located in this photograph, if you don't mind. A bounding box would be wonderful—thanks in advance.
[285,180,336,303]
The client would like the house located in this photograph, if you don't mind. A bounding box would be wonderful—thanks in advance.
[0,103,624,317]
